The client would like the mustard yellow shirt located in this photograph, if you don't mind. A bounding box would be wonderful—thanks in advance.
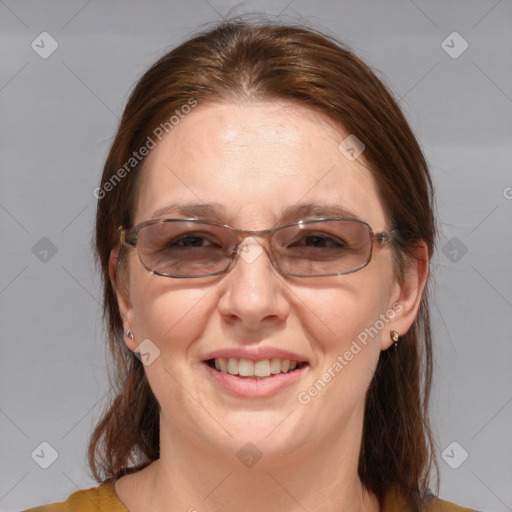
[23,480,479,512]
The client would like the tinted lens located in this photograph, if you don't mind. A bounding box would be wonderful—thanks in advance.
[272,219,372,276]
[137,221,235,276]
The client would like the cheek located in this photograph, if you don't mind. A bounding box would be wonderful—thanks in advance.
[293,285,388,421]
[293,273,393,352]
[292,264,395,410]
[130,276,214,352]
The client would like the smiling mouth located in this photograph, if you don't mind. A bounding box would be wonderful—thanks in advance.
[205,357,308,378]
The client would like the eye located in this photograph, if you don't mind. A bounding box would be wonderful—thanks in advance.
[289,232,347,249]
[167,232,223,249]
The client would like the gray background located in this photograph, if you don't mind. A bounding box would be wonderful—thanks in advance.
[1,1,511,511]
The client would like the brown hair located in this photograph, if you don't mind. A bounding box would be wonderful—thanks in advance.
[90,17,437,510]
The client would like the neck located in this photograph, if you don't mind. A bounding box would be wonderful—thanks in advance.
[139,410,379,512]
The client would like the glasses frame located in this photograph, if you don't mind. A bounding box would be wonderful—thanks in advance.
[119,217,396,278]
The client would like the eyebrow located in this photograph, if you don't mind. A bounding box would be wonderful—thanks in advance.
[280,202,361,222]
[151,202,226,220]
[151,201,361,223]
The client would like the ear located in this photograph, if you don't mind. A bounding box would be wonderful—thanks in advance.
[381,241,429,351]
[109,247,137,352]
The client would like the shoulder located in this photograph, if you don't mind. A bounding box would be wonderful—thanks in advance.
[426,496,481,512]
[22,480,127,512]
[383,487,481,512]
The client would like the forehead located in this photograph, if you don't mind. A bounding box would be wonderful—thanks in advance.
[134,101,387,229]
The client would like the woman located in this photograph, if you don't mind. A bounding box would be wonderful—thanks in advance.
[26,18,478,512]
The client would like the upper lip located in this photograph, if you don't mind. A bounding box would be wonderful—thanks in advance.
[202,347,309,363]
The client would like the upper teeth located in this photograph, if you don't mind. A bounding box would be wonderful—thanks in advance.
[214,357,299,377]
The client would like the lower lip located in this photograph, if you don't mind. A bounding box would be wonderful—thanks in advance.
[203,362,309,398]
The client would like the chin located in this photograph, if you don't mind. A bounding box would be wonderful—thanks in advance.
[208,409,310,458]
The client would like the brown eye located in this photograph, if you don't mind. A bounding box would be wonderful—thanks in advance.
[170,234,221,248]
[289,233,347,249]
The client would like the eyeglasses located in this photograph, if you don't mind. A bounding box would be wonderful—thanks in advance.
[119,217,396,278]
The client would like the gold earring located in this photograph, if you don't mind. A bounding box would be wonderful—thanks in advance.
[390,330,400,348]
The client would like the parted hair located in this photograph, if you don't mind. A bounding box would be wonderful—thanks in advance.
[90,17,438,511]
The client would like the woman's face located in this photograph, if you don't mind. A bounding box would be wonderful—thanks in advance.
[115,101,416,464]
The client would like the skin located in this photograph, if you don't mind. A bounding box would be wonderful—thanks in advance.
[110,100,428,512]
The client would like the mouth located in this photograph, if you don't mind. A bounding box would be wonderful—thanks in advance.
[205,357,309,379]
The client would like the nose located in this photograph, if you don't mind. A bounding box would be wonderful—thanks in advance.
[217,237,290,331]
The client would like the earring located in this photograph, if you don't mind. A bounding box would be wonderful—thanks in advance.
[390,330,400,348]
[125,329,134,340]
